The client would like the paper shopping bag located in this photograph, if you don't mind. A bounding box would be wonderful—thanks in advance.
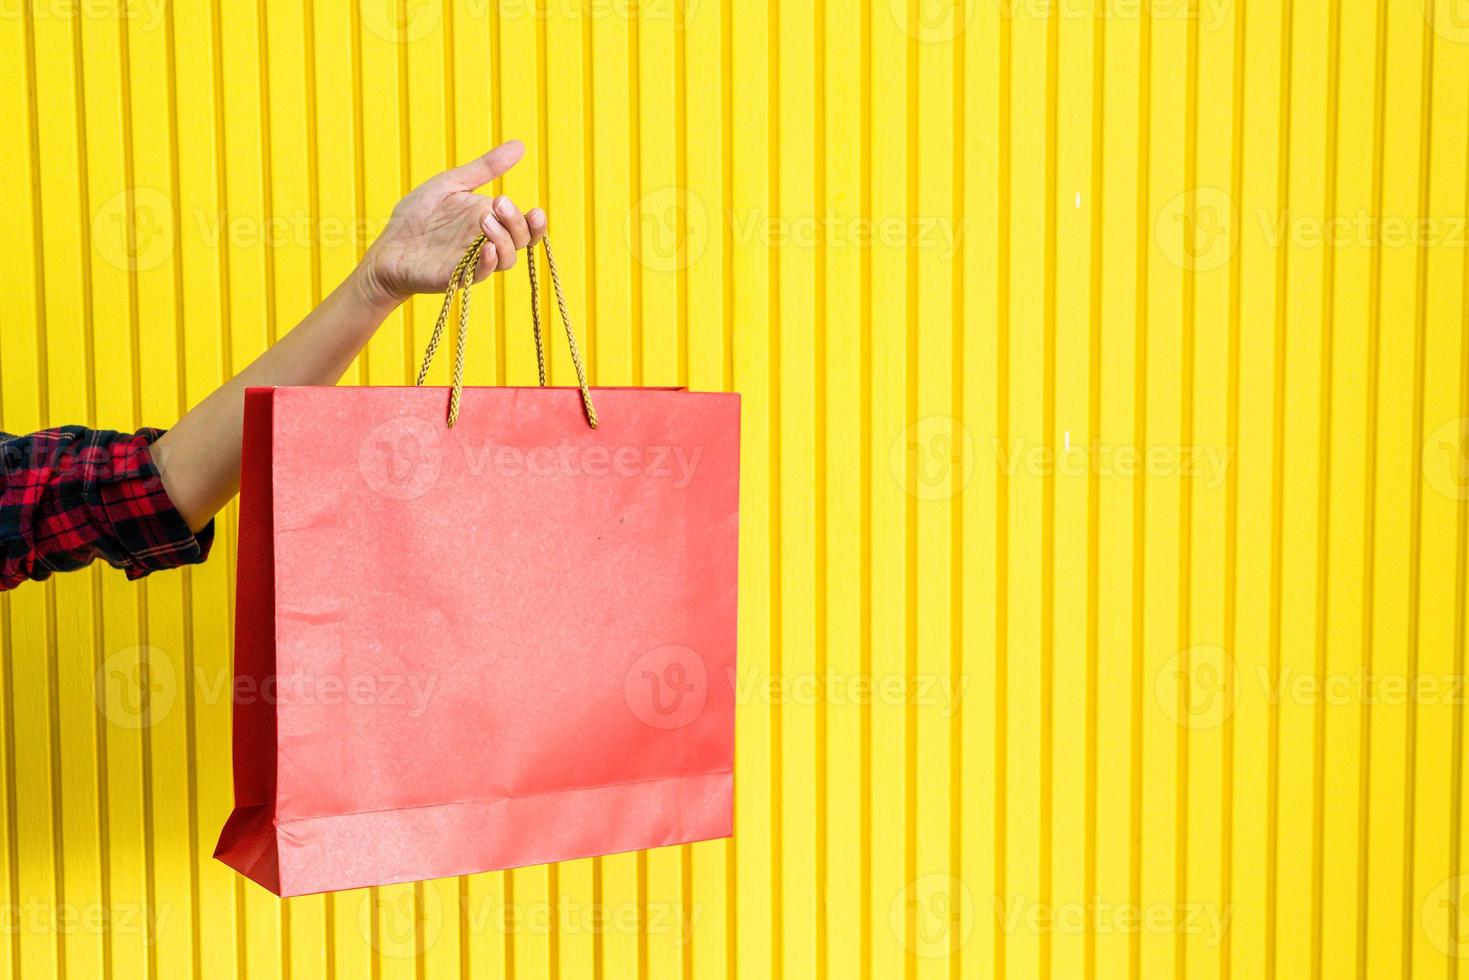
[214,237,740,897]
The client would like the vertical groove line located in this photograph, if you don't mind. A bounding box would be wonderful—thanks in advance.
[1176,2,1199,977]
[722,0,735,393]
[902,0,920,973]
[812,0,829,975]
[1310,0,1342,975]
[305,0,324,306]
[1265,0,1295,972]
[675,0,690,388]
[444,0,456,167]
[158,0,206,972]
[394,0,412,387]
[115,9,157,976]
[858,0,874,974]
[629,0,644,389]
[767,0,783,972]
[583,0,600,384]
[1445,42,1469,980]
[995,1,1012,975]
[490,2,505,386]
[537,0,552,383]
[1083,2,1106,977]
[949,5,967,980]
[1398,8,1435,977]
[1221,0,1247,975]
[1351,0,1388,975]
[208,0,247,967]
[1040,0,1059,974]
[349,0,368,382]
[1127,2,1151,977]
[257,0,279,350]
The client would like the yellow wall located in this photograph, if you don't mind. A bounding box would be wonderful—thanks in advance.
[2,0,1468,977]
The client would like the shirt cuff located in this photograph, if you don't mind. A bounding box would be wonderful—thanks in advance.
[96,428,214,579]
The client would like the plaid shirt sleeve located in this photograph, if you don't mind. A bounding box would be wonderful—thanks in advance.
[0,426,214,591]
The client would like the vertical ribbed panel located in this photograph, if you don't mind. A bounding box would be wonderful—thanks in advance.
[1,1,1467,977]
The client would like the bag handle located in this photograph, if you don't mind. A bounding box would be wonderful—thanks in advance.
[415,233,599,430]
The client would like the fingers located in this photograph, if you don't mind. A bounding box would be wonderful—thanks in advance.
[472,199,547,280]
[492,195,531,252]
[526,207,548,245]
[438,139,525,192]
[471,241,498,283]
[477,210,516,273]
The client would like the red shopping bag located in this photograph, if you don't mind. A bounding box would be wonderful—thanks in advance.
[214,237,740,897]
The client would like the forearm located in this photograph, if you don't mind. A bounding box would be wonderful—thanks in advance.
[153,267,399,531]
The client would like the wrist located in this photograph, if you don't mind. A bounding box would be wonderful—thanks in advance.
[348,253,406,316]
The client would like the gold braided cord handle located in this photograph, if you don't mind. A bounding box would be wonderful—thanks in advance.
[415,232,599,429]
[526,235,599,428]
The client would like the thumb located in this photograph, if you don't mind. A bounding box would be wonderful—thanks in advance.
[437,139,525,191]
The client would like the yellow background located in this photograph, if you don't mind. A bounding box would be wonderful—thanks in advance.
[3,0,1469,976]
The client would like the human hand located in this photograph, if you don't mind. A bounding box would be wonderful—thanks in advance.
[353,140,547,309]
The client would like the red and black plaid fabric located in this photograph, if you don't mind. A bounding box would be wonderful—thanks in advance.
[0,426,213,591]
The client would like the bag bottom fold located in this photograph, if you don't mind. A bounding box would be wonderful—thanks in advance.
[214,769,733,897]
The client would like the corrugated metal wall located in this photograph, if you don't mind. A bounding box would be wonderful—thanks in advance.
[2,0,1468,977]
